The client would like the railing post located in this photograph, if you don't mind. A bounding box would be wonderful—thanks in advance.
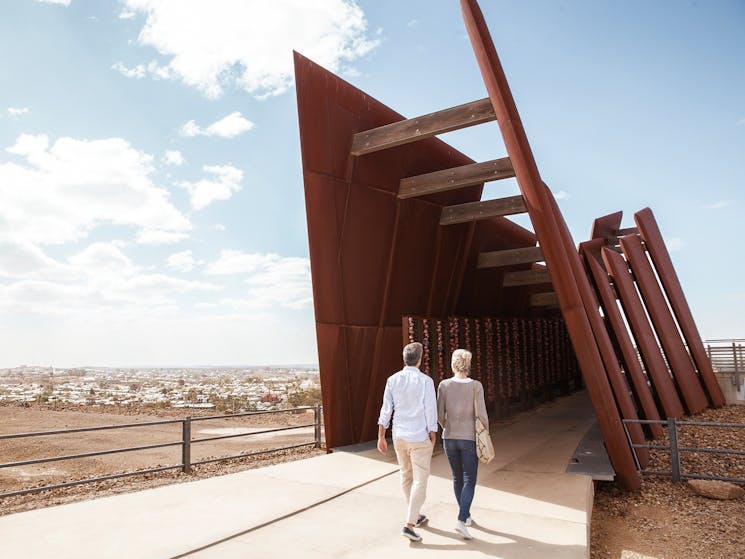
[733,342,740,387]
[667,417,681,482]
[314,404,321,449]
[182,416,192,474]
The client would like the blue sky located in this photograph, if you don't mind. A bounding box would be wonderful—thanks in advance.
[0,0,743,367]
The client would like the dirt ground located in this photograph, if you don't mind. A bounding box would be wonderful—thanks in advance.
[1,402,744,559]
[0,403,324,515]
[591,404,745,559]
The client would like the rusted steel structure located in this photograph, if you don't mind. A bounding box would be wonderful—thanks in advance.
[294,0,722,489]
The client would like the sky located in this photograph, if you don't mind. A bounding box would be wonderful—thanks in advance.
[0,0,743,368]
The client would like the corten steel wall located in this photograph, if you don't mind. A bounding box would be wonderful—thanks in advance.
[294,53,539,450]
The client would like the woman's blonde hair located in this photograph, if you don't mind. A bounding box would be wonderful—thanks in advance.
[451,349,472,374]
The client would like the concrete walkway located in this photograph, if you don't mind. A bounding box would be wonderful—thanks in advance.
[0,391,597,559]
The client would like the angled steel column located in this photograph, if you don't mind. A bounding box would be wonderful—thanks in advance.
[603,247,686,419]
[620,234,708,414]
[581,238,664,438]
[634,208,724,406]
[461,0,640,488]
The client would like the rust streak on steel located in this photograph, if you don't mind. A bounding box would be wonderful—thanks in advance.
[460,0,640,488]
[602,247,686,419]
[619,234,709,414]
[634,208,725,407]
[581,238,664,439]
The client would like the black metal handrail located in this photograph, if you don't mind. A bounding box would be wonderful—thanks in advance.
[622,417,745,483]
[0,404,323,498]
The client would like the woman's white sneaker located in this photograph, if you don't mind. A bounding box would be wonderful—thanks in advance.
[455,520,473,540]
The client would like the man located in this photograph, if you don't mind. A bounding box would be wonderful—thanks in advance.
[377,341,438,542]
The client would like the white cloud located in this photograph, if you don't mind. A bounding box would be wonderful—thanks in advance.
[163,149,185,166]
[703,200,733,209]
[665,237,685,252]
[407,19,420,28]
[7,107,29,116]
[167,250,198,272]
[212,224,226,232]
[0,240,72,279]
[0,241,219,319]
[120,0,379,98]
[553,190,570,200]
[205,250,311,310]
[34,0,71,6]
[179,112,254,139]
[111,60,171,80]
[119,9,137,19]
[0,133,191,246]
[177,164,243,210]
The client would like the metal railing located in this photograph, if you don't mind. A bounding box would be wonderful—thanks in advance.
[622,417,745,484]
[705,339,745,387]
[0,404,323,499]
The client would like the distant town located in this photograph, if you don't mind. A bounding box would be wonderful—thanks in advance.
[0,365,321,412]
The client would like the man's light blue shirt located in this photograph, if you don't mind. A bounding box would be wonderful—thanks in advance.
[378,366,438,443]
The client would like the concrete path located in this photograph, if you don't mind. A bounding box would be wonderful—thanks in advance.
[0,391,597,559]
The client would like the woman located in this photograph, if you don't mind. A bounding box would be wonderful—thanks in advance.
[437,348,489,540]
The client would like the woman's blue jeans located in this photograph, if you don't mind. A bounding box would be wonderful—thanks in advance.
[442,438,478,522]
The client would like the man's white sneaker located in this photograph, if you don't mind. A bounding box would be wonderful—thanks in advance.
[455,520,473,540]
[465,516,473,527]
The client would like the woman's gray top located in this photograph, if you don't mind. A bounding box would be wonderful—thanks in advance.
[437,377,489,441]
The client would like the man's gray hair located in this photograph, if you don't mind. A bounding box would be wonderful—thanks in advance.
[403,342,423,366]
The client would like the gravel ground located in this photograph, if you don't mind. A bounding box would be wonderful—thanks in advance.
[591,404,745,559]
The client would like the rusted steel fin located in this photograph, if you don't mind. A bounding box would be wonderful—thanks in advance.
[461,0,641,488]
[634,208,725,407]
[620,234,709,414]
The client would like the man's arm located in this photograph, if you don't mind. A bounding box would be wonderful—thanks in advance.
[377,378,393,454]
[377,424,388,454]
[424,377,438,443]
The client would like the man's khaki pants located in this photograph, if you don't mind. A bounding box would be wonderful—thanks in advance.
[393,438,434,526]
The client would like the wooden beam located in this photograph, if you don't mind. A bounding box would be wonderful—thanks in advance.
[477,245,543,269]
[439,195,526,225]
[503,268,552,287]
[529,292,559,306]
[351,98,496,156]
[618,227,638,236]
[398,157,514,199]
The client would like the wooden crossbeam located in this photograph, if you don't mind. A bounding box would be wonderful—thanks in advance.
[477,245,543,269]
[398,157,514,199]
[439,195,526,225]
[503,268,552,287]
[529,292,559,306]
[350,98,496,156]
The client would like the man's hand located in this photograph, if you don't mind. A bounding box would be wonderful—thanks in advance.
[377,437,388,454]
[429,431,437,445]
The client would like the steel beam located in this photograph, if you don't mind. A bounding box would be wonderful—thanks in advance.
[619,234,708,414]
[602,247,686,419]
[581,239,664,438]
[461,0,641,488]
[478,245,543,268]
[440,195,527,225]
[351,98,496,156]
[399,157,514,199]
[634,207,724,407]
